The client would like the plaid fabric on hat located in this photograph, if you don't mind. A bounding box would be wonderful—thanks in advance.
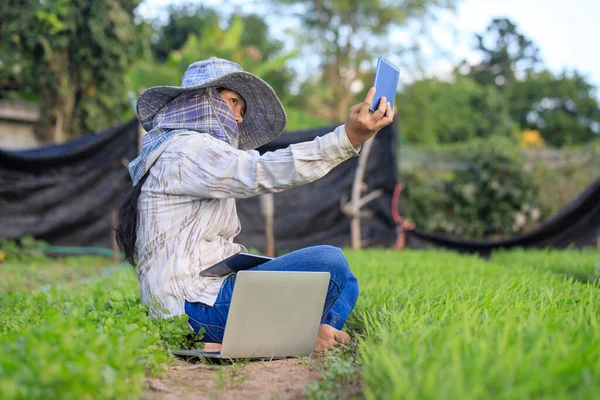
[128,88,240,185]
[135,57,286,157]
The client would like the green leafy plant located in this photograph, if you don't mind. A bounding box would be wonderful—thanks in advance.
[0,255,114,294]
[0,236,50,263]
[2,249,599,399]
[0,0,149,141]
[150,296,205,350]
[0,267,202,399]
[305,343,362,400]
[444,138,541,237]
[403,137,544,238]
[212,359,251,391]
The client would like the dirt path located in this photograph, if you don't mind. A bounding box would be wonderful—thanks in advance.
[142,356,322,400]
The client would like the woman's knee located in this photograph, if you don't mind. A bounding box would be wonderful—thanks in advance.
[309,245,350,284]
[346,272,360,305]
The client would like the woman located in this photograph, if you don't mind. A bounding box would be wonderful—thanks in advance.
[116,57,393,351]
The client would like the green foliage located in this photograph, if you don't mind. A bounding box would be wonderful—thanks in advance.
[236,14,285,61]
[128,15,297,103]
[268,0,457,122]
[399,170,454,233]
[2,249,599,398]
[0,0,150,140]
[150,5,219,62]
[402,137,543,238]
[458,17,600,146]
[527,141,600,214]
[0,255,114,294]
[285,107,330,131]
[151,7,284,63]
[446,138,541,237]
[507,70,600,146]
[149,295,205,350]
[0,266,202,399]
[399,76,515,144]
[460,18,541,89]
[337,248,600,400]
[305,344,362,400]
[0,236,49,263]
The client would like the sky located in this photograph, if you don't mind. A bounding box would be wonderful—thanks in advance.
[425,0,600,87]
[138,0,600,92]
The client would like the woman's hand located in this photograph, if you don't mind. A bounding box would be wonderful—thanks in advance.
[344,87,394,148]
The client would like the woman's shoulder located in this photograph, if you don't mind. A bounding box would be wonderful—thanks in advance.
[175,132,217,145]
[165,132,227,152]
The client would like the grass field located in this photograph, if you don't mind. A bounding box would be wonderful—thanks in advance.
[1,248,599,399]
[0,257,200,399]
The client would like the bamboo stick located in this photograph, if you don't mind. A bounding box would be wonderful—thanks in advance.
[350,137,375,250]
[260,194,275,257]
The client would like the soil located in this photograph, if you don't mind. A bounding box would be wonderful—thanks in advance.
[142,356,323,400]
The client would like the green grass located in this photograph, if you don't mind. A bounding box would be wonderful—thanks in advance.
[1,249,599,399]
[336,248,600,400]
[0,256,115,294]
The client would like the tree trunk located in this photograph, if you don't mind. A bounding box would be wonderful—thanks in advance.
[337,88,352,122]
[38,47,77,144]
[35,87,57,144]
[57,81,77,141]
[56,47,77,141]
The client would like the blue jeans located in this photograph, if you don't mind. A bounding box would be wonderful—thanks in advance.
[184,245,359,343]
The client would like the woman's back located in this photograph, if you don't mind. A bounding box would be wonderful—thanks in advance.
[135,134,245,318]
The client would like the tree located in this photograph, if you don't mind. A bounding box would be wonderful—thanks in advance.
[128,15,297,102]
[402,137,543,238]
[398,76,514,144]
[151,6,285,63]
[142,7,294,103]
[507,70,600,146]
[267,0,457,122]
[237,14,284,61]
[460,18,541,89]
[0,0,149,142]
[151,5,219,62]
[461,17,600,146]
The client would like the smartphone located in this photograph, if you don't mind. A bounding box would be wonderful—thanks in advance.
[370,56,400,113]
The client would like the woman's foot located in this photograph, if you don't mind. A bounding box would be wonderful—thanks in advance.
[203,342,222,352]
[315,324,351,352]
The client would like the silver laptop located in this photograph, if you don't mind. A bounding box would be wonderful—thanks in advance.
[171,270,330,359]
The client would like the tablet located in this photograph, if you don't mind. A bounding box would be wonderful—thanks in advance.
[199,252,274,277]
[370,56,400,113]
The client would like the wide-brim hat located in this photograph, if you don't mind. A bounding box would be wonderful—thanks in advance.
[136,57,287,150]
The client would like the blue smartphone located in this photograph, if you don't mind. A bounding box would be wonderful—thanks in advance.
[370,56,400,113]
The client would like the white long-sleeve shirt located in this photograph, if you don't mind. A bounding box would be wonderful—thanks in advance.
[135,125,360,318]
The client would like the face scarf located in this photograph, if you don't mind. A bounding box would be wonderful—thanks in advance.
[128,87,240,185]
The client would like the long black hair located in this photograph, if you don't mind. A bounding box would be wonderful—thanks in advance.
[115,172,149,266]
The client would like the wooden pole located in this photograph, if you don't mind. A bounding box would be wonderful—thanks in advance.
[260,194,275,257]
[111,209,120,263]
[350,137,376,250]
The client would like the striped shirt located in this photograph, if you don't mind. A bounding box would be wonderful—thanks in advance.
[135,125,360,318]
